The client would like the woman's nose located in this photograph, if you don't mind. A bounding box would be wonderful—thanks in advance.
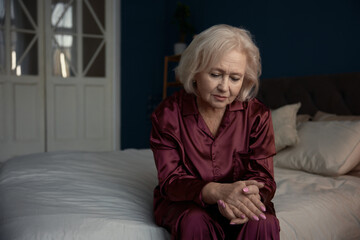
[218,77,229,91]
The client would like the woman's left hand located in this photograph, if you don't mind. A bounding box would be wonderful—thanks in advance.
[217,184,263,225]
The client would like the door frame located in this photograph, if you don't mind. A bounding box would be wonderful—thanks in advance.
[113,0,121,150]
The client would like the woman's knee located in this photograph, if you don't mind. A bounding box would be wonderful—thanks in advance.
[239,213,280,239]
[180,208,210,230]
[178,207,224,239]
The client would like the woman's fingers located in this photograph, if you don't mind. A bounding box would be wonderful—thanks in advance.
[217,200,236,220]
[242,187,266,212]
[218,197,266,225]
[233,196,267,221]
[243,180,265,189]
[230,217,249,225]
[229,204,247,220]
[229,207,248,225]
[218,181,267,222]
[217,200,249,225]
[248,194,266,212]
[242,184,266,213]
[242,185,259,194]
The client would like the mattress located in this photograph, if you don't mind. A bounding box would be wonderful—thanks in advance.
[0,150,170,240]
[0,149,359,239]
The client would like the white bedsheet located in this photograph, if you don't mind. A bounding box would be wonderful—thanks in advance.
[274,167,360,239]
[0,150,170,240]
[0,149,359,240]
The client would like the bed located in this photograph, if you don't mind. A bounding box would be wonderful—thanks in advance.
[1,73,360,239]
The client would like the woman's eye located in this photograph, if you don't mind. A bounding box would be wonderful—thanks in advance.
[210,73,221,78]
[231,77,241,81]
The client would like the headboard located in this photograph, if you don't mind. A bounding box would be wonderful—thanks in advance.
[257,72,360,116]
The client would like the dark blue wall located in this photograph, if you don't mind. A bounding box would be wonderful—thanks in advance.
[121,0,360,149]
[121,0,166,149]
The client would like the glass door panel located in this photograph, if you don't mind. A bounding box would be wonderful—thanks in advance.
[11,0,37,30]
[85,0,104,28]
[82,0,105,77]
[51,0,76,78]
[9,0,38,76]
[82,0,102,35]
[51,0,76,33]
[11,31,38,75]
[52,34,77,77]
[83,37,104,77]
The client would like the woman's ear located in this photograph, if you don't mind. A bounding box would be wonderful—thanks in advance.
[192,79,197,87]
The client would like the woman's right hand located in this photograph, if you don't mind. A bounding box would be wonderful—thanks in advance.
[202,180,267,224]
[217,181,266,224]
[217,199,249,224]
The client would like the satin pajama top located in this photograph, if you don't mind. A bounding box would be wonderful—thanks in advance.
[150,90,277,215]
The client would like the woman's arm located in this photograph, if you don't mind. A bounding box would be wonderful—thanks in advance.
[244,104,277,208]
[242,157,276,208]
[150,112,209,206]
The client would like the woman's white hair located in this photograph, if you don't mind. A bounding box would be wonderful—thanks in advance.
[176,24,261,101]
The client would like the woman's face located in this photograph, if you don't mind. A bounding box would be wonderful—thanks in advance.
[195,49,247,111]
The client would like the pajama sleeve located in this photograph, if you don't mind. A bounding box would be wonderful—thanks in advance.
[243,107,277,208]
[150,112,209,207]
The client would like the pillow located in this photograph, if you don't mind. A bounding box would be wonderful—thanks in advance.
[271,103,301,152]
[347,162,360,177]
[314,111,360,121]
[274,121,360,176]
[296,114,312,127]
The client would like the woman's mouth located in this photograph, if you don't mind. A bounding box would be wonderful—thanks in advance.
[213,95,228,101]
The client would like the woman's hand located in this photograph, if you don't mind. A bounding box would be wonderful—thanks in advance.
[217,199,249,224]
[220,180,267,222]
[217,182,266,224]
[202,180,267,224]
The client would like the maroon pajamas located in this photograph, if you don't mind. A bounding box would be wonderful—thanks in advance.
[150,90,280,239]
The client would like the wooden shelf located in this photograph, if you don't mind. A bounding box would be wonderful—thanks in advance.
[167,81,182,87]
[163,55,182,99]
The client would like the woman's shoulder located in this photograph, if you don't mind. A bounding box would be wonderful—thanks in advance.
[151,90,186,130]
[245,98,271,121]
[247,98,270,113]
[153,91,183,116]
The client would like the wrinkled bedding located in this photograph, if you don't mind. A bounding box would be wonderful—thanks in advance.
[0,149,359,239]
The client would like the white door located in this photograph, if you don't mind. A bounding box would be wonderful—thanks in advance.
[45,0,113,151]
[0,0,45,161]
[0,0,116,161]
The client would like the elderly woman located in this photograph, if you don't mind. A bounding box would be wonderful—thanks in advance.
[150,24,280,239]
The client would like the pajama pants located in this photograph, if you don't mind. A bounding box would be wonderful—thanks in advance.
[155,201,280,240]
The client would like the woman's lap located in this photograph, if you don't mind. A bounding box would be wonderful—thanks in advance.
[156,201,280,240]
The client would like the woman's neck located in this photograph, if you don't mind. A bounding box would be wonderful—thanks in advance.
[196,98,226,119]
[196,98,226,137]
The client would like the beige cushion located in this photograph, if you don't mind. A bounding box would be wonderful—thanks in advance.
[274,121,360,176]
[314,111,360,121]
[271,103,301,152]
[296,114,312,127]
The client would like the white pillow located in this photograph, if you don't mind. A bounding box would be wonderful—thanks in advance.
[271,103,301,152]
[314,111,360,121]
[274,121,360,176]
[296,114,312,127]
[347,162,360,177]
